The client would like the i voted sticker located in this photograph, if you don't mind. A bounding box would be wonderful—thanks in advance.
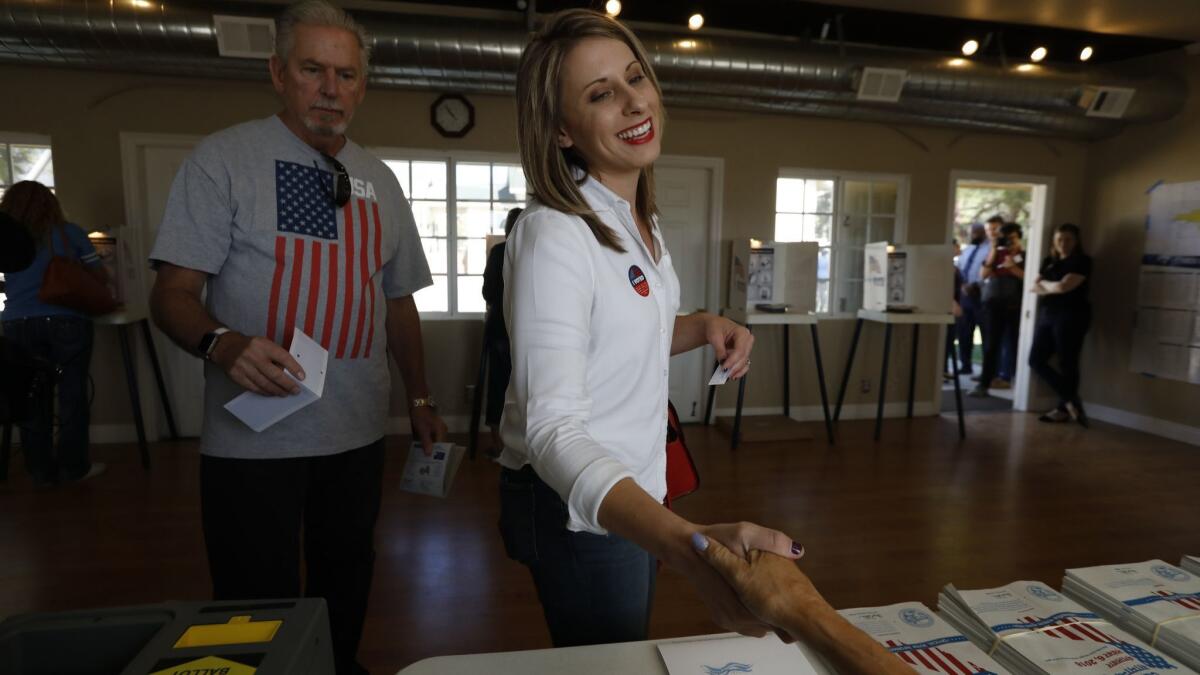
[628,265,650,297]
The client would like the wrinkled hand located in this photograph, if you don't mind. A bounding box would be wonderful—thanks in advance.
[212,332,304,397]
[410,405,448,456]
[694,535,825,633]
[707,316,754,379]
[678,522,803,638]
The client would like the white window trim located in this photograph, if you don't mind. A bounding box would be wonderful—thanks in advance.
[776,168,911,316]
[1,132,54,189]
[369,146,523,321]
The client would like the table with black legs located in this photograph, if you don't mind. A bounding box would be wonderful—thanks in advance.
[832,309,965,441]
[703,309,834,450]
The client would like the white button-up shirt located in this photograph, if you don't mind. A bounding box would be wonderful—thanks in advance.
[498,176,681,534]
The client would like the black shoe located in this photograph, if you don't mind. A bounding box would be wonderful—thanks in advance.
[1066,401,1089,428]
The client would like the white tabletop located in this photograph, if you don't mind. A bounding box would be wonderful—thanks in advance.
[396,633,836,675]
[856,309,955,325]
[723,307,820,326]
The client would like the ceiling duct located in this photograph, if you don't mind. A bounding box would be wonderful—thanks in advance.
[0,0,1185,140]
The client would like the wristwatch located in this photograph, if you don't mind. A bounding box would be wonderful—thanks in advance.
[410,396,438,410]
[198,327,231,361]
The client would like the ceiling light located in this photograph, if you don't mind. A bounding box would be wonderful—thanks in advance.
[1080,46,1094,62]
[961,40,979,56]
[1016,63,1036,72]
[1030,46,1047,62]
[130,0,154,7]
[688,13,704,31]
[948,58,968,67]
[675,39,698,49]
[605,0,621,17]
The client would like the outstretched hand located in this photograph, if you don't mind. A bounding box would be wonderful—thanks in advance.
[692,534,821,632]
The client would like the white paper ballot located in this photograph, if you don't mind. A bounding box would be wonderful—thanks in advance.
[223,328,328,432]
[658,634,823,675]
[709,364,732,386]
[400,443,466,498]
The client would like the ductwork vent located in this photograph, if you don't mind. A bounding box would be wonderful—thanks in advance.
[1080,86,1137,118]
[214,15,275,59]
[856,67,907,102]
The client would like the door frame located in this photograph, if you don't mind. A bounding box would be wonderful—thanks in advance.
[119,132,204,440]
[657,155,724,420]
[946,169,1057,413]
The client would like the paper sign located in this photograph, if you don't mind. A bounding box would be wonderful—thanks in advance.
[658,634,823,675]
[224,328,328,432]
[400,443,466,498]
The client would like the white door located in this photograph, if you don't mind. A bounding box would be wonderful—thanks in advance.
[121,134,204,437]
[657,164,714,422]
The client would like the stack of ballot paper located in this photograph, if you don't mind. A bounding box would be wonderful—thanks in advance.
[838,602,1009,674]
[1062,560,1200,671]
[657,633,830,675]
[1183,558,1200,576]
[938,580,1192,674]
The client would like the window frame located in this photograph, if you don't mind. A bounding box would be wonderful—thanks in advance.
[369,146,525,320]
[775,168,910,318]
[0,131,55,192]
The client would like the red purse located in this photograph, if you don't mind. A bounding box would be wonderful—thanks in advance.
[38,227,117,316]
[664,400,699,508]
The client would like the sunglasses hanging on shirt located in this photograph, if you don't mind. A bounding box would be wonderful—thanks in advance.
[315,153,352,207]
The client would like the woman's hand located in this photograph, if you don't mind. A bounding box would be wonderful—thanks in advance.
[692,534,821,632]
[706,316,754,379]
[676,522,802,637]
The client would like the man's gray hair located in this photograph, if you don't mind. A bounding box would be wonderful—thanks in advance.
[276,0,372,70]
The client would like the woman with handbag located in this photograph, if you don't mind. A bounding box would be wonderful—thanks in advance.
[970,222,1026,398]
[1,181,108,485]
[497,9,802,648]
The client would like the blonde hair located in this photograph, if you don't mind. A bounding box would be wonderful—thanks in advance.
[516,9,663,252]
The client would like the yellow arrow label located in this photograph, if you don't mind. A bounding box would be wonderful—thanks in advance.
[149,655,257,675]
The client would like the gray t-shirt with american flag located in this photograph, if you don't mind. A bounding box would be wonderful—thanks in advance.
[150,115,432,458]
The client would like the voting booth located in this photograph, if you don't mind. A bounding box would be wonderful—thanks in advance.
[727,239,819,313]
[0,598,332,674]
[863,242,955,314]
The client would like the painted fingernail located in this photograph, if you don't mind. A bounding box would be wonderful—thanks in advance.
[791,542,804,557]
[691,532,709,552]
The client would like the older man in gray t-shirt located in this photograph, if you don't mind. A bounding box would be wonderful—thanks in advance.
[147,3,445,674]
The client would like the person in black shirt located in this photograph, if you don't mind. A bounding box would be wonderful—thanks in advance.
[481,207,522,454]
[970,222,1025,398]
[1029,223,1092,426]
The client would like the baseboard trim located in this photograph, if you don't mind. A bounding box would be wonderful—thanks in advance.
[711,401,937,422]
[1082,402,1200,447]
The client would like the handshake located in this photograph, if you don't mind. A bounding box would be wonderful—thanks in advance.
[686,526,910,675]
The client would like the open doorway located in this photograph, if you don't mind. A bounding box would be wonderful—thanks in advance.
[945,171,1055,414]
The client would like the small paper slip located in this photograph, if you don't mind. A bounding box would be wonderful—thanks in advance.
[224,328,328,433]
[658,634,823,675]
[708,364,732,386]
[400,443,466,498]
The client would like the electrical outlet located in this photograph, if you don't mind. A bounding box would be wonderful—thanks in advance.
[860,378,871,393]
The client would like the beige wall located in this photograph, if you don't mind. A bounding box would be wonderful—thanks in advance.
[1079,51,1200,428]
[1,63,1095,431]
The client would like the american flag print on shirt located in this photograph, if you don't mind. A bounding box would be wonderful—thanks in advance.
[267,159,383,359]
[884,639,997,674]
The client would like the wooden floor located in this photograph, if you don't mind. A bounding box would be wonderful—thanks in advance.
[0,412,1197,674]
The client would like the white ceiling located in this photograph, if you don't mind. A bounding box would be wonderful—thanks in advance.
[822,0,1200,42]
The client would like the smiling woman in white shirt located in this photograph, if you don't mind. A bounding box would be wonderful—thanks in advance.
[497,9,803,647]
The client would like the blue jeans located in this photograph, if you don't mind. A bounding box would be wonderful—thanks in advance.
[2,315,94,483]
[498,465,657,647]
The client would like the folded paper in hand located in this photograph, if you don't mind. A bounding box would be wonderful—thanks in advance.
[224,328,327,432]
[400,443,466,498]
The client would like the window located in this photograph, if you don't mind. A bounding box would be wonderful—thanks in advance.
[775,171,906,315]
[377,151,526,317]
[0,134,55,313]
